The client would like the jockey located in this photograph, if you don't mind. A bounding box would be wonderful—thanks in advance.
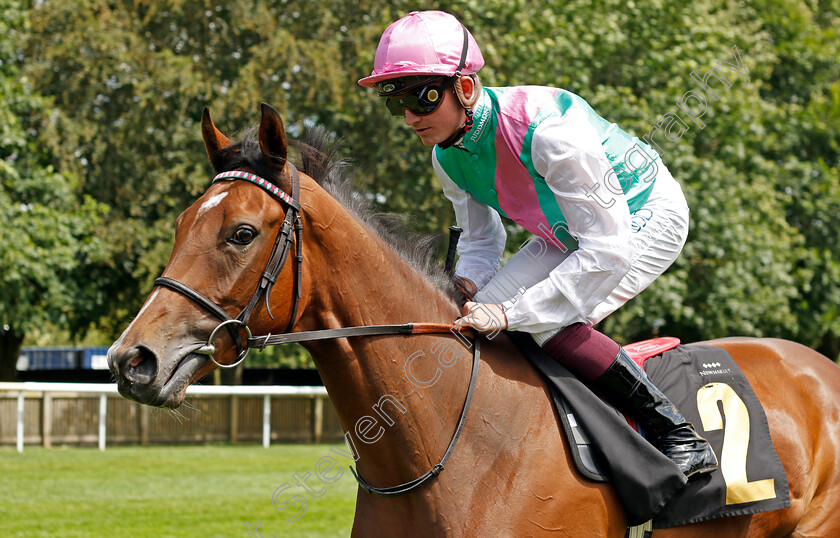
[359,10,717,478]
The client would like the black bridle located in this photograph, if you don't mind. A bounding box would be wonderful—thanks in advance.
[155,166,304,368]
[153,165,480,497]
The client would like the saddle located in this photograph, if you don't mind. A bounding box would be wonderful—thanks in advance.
[505,331,790,529]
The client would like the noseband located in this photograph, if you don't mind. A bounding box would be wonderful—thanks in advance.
[152,164,481,498]
[154,165,303,369]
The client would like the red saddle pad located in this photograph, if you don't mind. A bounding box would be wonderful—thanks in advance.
[624,337,681,367]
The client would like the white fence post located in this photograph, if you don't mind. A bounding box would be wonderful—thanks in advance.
[16,391,24,453]
[313,395,324,444]
[98,394,107,451]
[42,392,52,448]
[262,394,271,449]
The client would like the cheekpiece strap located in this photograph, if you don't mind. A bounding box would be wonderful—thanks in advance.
[213,170,300,211]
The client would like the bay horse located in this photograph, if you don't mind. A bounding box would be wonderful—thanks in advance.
[108,104,840,536]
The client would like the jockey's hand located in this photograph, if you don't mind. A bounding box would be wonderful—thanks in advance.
[454,301,508,333]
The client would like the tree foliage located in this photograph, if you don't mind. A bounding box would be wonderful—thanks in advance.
[5,0,840,369]
[0,0,108,379]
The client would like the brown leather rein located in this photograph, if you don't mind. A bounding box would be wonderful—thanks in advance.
[153,165,480,497]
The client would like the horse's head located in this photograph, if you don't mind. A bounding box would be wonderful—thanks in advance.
[108,104,302,408]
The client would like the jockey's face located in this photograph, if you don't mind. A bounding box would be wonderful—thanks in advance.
[403,89,463,146]
[403,77,474,146]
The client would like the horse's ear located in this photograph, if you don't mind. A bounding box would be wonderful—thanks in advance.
[201,108,233,173]
[258,103,288,170]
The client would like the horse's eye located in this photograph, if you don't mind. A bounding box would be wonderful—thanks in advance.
[230,226,257,245]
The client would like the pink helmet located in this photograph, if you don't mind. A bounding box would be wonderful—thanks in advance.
[358,11,484,88]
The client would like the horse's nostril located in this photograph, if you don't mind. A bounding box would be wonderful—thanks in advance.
[118,347,158,386]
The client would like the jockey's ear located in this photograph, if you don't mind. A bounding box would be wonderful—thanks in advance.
[455,75,479,108]
[201,108,233,173]
[258,103,288,171]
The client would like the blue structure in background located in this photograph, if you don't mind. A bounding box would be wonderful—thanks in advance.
[15,346,322,385]
[17,346,111,370]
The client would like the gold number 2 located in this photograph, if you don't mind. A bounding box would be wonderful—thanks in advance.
[696,382,776,504]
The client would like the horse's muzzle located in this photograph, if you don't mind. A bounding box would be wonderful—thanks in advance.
[108,345,204,408]
[109,345,163,404]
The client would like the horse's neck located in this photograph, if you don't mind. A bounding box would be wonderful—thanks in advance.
[294,180,471,485]
[295,180,457,331]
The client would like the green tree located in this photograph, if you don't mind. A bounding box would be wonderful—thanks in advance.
[746,0,840,358]
[0,0,108,379]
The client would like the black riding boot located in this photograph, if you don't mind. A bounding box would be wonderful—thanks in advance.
[595,349,718,478]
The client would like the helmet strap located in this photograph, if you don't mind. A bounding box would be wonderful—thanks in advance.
[436,25,477,150]
[438,106,473,150]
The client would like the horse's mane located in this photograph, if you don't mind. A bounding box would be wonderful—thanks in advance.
[221,124,460,304]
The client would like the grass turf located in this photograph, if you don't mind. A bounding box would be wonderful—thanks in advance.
[1,444,358,537]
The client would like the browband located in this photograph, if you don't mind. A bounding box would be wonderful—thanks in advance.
[213,170,301,211]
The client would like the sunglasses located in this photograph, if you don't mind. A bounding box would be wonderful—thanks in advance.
[380,77,457,117]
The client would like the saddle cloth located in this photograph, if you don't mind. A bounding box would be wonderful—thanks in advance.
[505,331,790,528]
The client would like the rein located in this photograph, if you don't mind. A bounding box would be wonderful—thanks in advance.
[154,166,480,497]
